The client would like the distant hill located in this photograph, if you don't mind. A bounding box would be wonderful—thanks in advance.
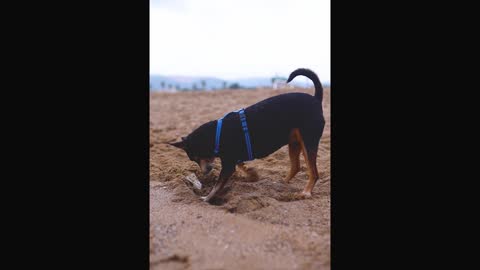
[150,75,330,91]
[150,75,226,90]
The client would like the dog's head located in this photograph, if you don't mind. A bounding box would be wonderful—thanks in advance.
[169,137,214,174]
[169,126,216,175]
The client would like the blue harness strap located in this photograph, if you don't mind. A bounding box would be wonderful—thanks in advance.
[237,109,254,161]
[214,116,224,155]
[213,108,254,162]
[214,110,231,155]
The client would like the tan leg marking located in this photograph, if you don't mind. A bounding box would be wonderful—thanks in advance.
[290,129,319,198]
[285,128,302,183]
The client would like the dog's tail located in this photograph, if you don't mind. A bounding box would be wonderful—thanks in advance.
[286,68,323,102]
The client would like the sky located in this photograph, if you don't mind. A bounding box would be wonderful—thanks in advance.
[150,0,330,82]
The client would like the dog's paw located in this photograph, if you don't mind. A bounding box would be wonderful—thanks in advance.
[247,169,259,181]
[300,191,312,199]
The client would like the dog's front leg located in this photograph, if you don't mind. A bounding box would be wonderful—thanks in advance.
[201,161,235,203]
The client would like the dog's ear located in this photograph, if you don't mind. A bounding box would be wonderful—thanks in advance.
[169,139,186,149]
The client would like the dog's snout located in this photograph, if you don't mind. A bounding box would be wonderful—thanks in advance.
[204,164,213,174]
[200,159,214,174]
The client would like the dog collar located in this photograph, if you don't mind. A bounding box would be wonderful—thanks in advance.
[214,108,254,162]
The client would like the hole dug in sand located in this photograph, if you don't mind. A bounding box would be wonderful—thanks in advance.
[171,166,313,207]
[150,254,190,269]
[227,196,277,214]
[275,192,313,202]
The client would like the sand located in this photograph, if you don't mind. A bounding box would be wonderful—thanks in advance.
[150,87,330,270]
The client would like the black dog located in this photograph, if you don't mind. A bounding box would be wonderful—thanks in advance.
[169,68,325,202]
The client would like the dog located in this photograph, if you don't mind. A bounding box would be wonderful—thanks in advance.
[169,68,325,203]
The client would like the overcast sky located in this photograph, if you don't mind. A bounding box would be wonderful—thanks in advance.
[150,0,330,82]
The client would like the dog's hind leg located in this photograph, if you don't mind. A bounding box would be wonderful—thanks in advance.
[297,129,321,198]
[301,147,319,197]
[285,128,302,183]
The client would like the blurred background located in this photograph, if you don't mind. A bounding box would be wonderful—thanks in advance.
[150,0,330,91]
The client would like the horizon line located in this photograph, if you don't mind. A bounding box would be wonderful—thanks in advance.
[150,73,331,83]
